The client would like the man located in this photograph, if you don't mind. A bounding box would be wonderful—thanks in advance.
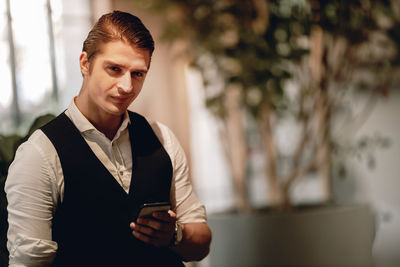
[5,10,211,266]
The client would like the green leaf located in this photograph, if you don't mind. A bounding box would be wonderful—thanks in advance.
[26,114,56,138]
[0,135,23,177]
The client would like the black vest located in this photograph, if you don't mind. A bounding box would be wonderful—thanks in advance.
[41,111,184,267]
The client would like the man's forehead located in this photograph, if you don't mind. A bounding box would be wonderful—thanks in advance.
[97,40,150,55]
[94,40,151,68]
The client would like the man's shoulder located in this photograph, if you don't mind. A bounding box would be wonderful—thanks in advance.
[127,111,175,148]
[128,111,171,135]
[24,129,58,157]
[6,129,59,184]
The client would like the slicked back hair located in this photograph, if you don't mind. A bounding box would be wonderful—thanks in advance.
[82,10,154,63]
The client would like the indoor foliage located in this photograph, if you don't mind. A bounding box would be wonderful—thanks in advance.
[135,0,399,211]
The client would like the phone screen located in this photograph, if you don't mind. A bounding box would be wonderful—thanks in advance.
[137,202,171,218]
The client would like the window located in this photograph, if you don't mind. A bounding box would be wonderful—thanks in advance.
[0,0,64,135]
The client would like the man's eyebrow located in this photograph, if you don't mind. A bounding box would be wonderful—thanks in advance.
[103,60,124,67]
[103,60,148,73]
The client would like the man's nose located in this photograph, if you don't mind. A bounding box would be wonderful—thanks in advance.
[117,72,133,93]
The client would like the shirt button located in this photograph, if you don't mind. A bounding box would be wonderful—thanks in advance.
[119,170,123,176]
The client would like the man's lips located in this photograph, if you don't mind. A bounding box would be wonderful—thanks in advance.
[110,96,132,103]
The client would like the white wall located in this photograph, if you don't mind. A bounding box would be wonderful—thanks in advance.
[335,89,400,266]
[58,0,92,110]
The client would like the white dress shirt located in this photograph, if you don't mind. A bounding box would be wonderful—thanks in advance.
[5,100,206,267]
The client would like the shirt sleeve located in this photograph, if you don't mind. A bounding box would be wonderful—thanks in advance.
[150,121,207,224]
[5,131,59,267]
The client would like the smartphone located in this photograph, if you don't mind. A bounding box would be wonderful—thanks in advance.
[137,202,171,218]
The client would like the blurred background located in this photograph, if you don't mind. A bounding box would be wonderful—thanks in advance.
[1,0,400,266]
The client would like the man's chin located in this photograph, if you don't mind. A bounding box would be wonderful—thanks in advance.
[106,105,128,116]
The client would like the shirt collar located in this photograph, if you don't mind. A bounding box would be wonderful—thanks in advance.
[66,98,131,140]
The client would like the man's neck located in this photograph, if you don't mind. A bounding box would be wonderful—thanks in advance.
[91,116,122,140]
[74,96,123,140]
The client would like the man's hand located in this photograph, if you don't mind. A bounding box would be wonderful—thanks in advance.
[130,210,176,247]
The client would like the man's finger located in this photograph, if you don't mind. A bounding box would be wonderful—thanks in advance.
[132,229,156,244]
[151,211,175,222]
[132,222,157,236]
[137,218,163,230]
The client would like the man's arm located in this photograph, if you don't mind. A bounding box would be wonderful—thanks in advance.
[5,132,59,266]
[144,122,211,260]
[170,222,212,262]
[130,211,211,261]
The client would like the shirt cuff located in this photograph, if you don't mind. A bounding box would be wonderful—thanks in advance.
[8,234,57,267]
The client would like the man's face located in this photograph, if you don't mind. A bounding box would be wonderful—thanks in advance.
[79,40,151,118]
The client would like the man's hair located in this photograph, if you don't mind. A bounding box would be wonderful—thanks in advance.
[82,10,154,62]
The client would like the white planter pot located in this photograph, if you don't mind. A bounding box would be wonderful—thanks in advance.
[204,204,374,267]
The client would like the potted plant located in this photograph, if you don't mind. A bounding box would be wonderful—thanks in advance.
[133,0,399,212]
[0,114,55,266]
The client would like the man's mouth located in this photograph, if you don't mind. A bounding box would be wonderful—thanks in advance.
[110,96,132,103]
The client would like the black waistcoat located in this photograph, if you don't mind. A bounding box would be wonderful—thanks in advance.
[40,111,183,267]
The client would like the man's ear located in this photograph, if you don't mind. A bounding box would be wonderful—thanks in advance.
[79,52,90,76]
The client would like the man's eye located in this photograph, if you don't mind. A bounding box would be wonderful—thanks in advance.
[132,72,143,78]
[109,66,121,72]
